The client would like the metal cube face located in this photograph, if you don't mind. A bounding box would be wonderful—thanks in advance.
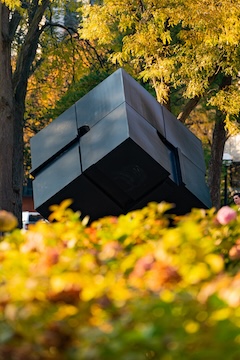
[30,68,211,221]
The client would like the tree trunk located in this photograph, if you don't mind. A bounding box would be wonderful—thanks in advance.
[0,4,16,215]
[207,75,232,209]
[0,0,50,226]
[12,102,24,225]
[207,112,227,209]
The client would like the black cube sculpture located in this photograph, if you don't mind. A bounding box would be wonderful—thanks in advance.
[30,68,212,221]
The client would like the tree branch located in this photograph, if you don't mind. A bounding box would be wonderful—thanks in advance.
[12,0,50,93]
[177,96,201,123]
[9,10,21,42]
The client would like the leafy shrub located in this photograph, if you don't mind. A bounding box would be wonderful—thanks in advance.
[0,200,240,359]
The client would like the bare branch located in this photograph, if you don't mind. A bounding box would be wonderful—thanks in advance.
[177,96,201,123]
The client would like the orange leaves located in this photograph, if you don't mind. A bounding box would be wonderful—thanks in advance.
[129,255,181,292]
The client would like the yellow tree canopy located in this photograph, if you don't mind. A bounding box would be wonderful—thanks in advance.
[79,0,240,208]
[80,0,240,119]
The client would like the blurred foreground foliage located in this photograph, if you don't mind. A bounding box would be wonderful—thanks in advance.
[0,200,240,360]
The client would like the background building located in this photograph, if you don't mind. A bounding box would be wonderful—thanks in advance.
[22,179,35,211]
[224,134,240,201]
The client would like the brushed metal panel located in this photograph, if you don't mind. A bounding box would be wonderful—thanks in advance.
[76,68,166,138]
[31,104,78,173]
[32,143,81,209]
[162,106,206,171]
[76,69,125,129]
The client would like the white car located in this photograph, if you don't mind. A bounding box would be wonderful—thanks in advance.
[22,211,44,229]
